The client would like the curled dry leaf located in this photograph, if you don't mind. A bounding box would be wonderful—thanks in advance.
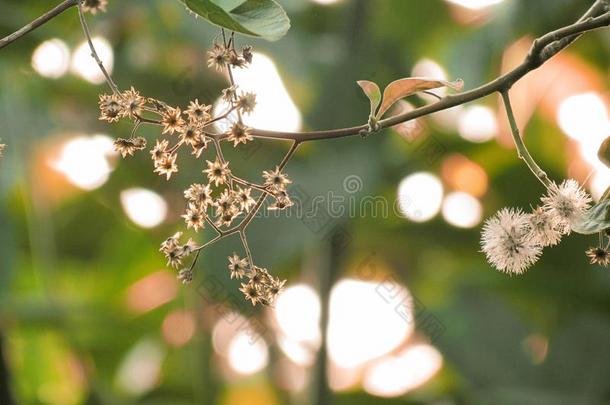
[376,77,464,119]
[357,80,381,117]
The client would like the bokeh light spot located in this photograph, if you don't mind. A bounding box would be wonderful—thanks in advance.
[397,172,444,222]
[31,39,70,79]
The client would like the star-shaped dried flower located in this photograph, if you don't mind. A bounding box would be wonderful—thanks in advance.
[268,191,293,211]
[222,86,238,103]
[263,166,292,192]
[207,43,229,72]
[191,135,211,158]
[150,139,169,162]
[240,281,261,306]
[586,247,610,266]
[161,107,185,135]
[99,93,124,123]
[179,124,201,146]
[215,205,240,227]
[120,87,145,119]
[236,92,257,114]
[235,186,256,212]
[227,123,253,147]
[204,158,231,186]
[186,99,212,123]
[154,153,178,180]
[182,203,206,232]
[184,183,213,209]
[113,137,146,158]
[228,253,249,279]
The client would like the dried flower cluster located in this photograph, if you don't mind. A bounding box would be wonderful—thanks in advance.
[81,0,108,15]
[481,179,593,275]
[101,38,292,305]
[0,143,5,158]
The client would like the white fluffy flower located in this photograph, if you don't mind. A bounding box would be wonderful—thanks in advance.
[481,208,542,275]
[541,179,591,235]
[525,207,563,247]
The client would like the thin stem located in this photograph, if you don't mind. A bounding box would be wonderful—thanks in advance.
[195,235,222,251]
[76,1,120,94]
[230,175,270,194]
[211,138,233,190]
[0,0,78,49]
[239,230,254,268]
[501,90,552,188]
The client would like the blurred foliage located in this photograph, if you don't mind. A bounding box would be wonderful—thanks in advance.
[1,0,610,404]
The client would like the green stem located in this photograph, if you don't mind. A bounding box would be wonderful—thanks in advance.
[501,90,552,188]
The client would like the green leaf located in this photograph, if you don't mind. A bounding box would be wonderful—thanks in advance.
[182,0,291,41]
[356,80,382,117]
[572,199,610,235]
[376,77,464,119]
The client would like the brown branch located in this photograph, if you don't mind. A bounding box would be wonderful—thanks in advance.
[0,0,79,50]
[249,5,610,142]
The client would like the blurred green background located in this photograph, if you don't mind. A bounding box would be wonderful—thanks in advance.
[1,0,610,404]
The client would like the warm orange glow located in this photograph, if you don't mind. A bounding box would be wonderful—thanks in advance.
[126,271,178,314]
[162,310,196,347]
[497,36,604,148]
[441,154,489,197]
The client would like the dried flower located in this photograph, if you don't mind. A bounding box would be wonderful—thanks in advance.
[227,123,253,147]
[182,203,206,232]
[191,135,211,158]
[150,139,169,162]
[161,107,185,135]
[214,189,235,214]
[99,93,124,123]
[525,207,563,247]
[242,46,253,64]
[222,86,238,103]
[154,153,178,180]
[113,137,146,158]
[121,87,145,118]
[586,247,610,266]
[228,253,249,279]
[216,205,239,227]
[235,186,256,212]
[541,179,591,235]
[184,183,213,209]
[207,43,229,72]
[0,143,5,158]
[263,166,292,192]
[236,92,257,114]
[179,123,201,146]
[186,99,211,123]
[240,281,261,306]
[204,158,231,186]
[229,52,246,68]
[262,277,286,305]
[268,191,293,211]
[481,208,542,275]
[178,268,193,285]
[160,232,185,268]
[82,0,108,14]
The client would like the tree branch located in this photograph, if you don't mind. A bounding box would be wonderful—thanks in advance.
[249,5,610,142]
[0,0,79,50]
